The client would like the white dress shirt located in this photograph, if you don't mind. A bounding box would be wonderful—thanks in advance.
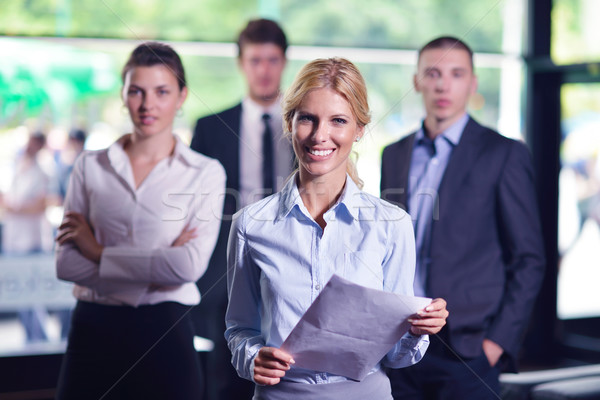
[226,174,429,384]
[239,96,292,207]
[56,135,226,307]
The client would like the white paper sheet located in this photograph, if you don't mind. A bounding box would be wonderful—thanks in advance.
[280,274,431,381]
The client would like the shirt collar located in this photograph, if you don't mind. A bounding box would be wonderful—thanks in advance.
[416,112,469,147]
[277,173,361,222]
[172,135,207,167]
[107,134,198,171]
[335,176,361,220]
[242,95,283,120]
[106,135,131,176]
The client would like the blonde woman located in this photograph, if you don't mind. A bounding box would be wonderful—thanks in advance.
[225,58,448,399]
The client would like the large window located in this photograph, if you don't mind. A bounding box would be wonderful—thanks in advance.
[552,0,600,64]
[2,0,507,49]
[558,83,600,320]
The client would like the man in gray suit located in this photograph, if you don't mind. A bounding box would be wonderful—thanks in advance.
[381,36,545,399]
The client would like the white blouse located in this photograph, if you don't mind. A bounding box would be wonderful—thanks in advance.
[56,135,226,307]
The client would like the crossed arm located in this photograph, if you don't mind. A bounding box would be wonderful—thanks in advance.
[56,211,197,262]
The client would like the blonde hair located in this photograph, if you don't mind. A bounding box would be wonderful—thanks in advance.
[282,58,370,189]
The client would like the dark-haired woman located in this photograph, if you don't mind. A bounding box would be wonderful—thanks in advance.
[55,42,224,399]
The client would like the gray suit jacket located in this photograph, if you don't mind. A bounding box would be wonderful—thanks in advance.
[381,117,545,371]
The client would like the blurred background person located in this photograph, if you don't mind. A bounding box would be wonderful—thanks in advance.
[1,131,53,255]
[1,130,54,343]
[52,128,87,203]
[44,128,88,341]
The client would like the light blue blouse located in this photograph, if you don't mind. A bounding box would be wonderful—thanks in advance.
[225,174,429,384]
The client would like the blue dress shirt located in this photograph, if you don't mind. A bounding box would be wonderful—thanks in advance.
[408,113,468,296]
[225,174,429,385]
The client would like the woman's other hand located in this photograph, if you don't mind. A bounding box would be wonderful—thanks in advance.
[409,298,449,336]
[254,347,295,385]
[56,211,104,262]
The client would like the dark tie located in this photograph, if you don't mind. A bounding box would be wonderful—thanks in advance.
[262,113,274,194]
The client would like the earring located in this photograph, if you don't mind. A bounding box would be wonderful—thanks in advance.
[176,108,184,117]
[354,136,360,142]
[121,105,129,115]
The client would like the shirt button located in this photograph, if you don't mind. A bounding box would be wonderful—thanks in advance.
[315,284,321,291]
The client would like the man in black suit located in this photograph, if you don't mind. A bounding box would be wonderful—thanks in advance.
[190,19,293,399]
[381,37,545,399]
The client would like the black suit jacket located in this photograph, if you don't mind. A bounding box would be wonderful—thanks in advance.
[191,103,242,217]
[381,117,545,371]
[190,101,294,309]
[190,101,256,400]
[190,103,242,307]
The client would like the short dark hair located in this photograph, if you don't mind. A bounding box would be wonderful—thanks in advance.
[418,36,474,70]
[121,41,186,90]
[68,128,87,143]
[237,19,288,57]
[30,131,46,147]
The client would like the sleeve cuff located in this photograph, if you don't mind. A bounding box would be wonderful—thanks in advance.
[247,343,262,384]
[403,331,428,350]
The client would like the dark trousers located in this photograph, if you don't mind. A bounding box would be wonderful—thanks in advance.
[191,283,254,400]
[388,333,501,400]
[56,301,204,400]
